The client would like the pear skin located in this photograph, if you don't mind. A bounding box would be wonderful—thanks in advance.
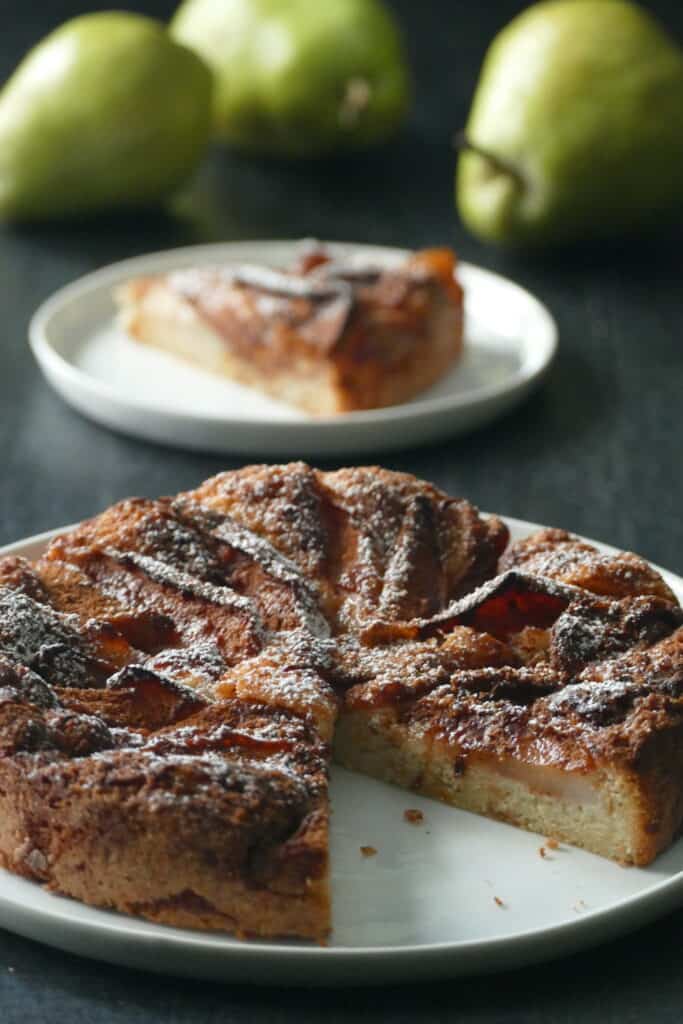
[0,13,213,221]
[456,0,683,246]
[171,0,410,157]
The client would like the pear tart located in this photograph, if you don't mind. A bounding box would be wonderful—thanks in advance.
[116,247,464,415]
[0,465,681,942]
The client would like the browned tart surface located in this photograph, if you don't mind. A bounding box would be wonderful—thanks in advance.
[0,464,681,940]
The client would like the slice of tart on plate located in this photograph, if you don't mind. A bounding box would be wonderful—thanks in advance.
[29,240,558,456]
[116,247,464,416]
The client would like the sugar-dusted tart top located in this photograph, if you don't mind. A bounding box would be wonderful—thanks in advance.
[0,462,680,935]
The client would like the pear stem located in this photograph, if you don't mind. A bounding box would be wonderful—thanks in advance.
[453,131,525,186]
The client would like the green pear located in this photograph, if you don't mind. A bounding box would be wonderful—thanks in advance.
[0,13,212,221]
[170,0,410,157]
[456,0,683,246]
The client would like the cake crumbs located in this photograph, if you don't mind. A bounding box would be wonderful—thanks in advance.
[493,896,506,908]
[360,845,377,857]
[540,837,561,857]
[403,808,424,825]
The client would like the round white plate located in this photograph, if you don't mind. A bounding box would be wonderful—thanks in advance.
[0,518,682,985]
[29,241,557,457]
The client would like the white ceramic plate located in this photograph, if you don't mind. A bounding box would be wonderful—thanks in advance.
[0,518,682,985]
[29,241,557,457]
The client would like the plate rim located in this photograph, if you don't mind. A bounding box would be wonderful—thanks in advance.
[28,238,558,431]
[1,514,682,982]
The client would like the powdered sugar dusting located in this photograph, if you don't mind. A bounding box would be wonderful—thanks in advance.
[146,641,228,690]
[0,587,107,687]
[175,499,330,638]
[546,679,636,722]
[108,549,258,616]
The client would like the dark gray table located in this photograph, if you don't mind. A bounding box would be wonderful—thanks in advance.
[1,1,682,1019]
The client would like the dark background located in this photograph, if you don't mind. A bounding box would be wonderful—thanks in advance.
[1,1,683,1020]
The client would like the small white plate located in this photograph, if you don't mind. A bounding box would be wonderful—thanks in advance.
[29,241,557,457]
[0,518,682,985]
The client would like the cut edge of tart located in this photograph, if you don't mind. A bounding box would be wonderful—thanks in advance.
[333,669,683,868]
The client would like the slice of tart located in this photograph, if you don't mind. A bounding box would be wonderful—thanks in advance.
[116,247,464,416]
[0,501,335,940]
